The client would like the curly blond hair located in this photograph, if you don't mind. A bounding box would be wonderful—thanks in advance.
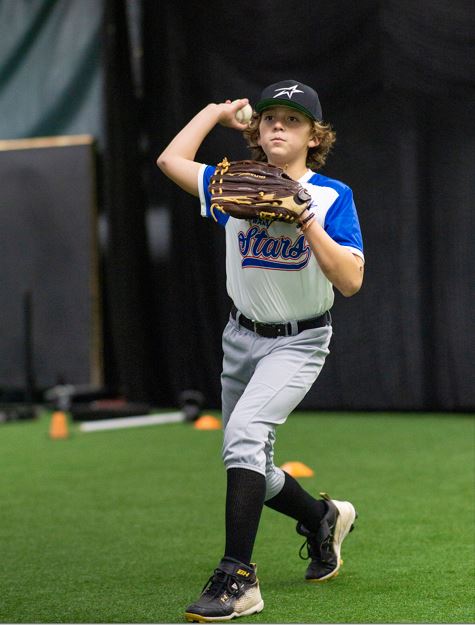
[242,112,336,171]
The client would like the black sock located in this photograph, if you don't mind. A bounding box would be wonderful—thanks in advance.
[224,468,266,566]
[264,471,326,532]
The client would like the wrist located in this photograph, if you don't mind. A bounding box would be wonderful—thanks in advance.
[297,211,316,232]
[201,102,221,120]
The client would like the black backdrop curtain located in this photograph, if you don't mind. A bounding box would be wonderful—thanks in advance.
[102,0,155,401]
[102,0,475,411]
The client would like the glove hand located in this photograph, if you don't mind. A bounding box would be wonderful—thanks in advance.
[208,158,312,223]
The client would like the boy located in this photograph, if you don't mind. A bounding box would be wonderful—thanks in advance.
[157,79,364,622]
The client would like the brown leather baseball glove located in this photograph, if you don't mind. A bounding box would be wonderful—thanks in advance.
[208,157,312,223]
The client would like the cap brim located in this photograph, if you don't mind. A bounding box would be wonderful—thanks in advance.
[254,98,317,121]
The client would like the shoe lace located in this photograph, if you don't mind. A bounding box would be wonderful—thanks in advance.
[299,537,315,561]
[299,526,334,563]
[201,569,242,599]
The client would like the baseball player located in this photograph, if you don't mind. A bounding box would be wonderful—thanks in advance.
[157,79,364,622]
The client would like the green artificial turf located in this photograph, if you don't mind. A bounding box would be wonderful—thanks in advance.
[0,411,474,624]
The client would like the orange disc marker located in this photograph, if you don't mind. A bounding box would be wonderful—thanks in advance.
[280,461,314,477]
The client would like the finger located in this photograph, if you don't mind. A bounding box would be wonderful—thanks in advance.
[233,98,249,109]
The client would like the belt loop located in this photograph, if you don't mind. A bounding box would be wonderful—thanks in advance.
[232,306,241,326]
[288,320,298,336]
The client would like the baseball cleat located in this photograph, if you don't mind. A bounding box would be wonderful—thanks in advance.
[296,492,357,582]
[184,558,264,622]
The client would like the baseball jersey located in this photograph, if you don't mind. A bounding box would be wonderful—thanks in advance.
[198,164,364,323]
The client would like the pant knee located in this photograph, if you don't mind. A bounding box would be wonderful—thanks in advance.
[222,423,267,474]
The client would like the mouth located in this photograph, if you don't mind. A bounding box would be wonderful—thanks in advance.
[271,137,285,143]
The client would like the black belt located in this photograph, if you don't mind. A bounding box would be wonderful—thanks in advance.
[231,305,331,338]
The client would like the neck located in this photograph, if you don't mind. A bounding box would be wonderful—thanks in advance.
[269,159,308,180]
[282,164,309,180]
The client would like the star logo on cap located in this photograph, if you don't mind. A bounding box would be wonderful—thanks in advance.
[273,85,304,99]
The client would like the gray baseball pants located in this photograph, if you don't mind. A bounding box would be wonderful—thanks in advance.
[221,313,332,501]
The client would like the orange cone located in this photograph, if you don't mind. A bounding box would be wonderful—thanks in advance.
[193,415,221,430]
[49,410,69,440]
[280,461,314,477]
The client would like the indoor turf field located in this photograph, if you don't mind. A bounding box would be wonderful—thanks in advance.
[1,410,474,624]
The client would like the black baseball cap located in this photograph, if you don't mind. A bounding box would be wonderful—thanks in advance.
[255,79,322,121]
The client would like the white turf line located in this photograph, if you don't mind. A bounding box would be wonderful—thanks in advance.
[79,411,185,432]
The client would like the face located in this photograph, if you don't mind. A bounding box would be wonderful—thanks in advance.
[257,106,318,167]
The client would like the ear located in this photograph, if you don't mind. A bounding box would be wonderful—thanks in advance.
[308,136,319,148]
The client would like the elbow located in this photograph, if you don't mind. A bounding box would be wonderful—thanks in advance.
[156,153,168,172]
[157,150,177,173]
[338,277,363,298]
[338,257,364,297]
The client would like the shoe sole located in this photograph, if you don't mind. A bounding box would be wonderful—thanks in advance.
[306,500,357,583]
[185,599,264,622]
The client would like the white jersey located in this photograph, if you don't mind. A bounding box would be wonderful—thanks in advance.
[198,165,364,323]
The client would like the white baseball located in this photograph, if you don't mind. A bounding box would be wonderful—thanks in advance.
[233,101,253,124]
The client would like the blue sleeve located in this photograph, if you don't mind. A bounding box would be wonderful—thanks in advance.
[199,165,230,227]
[324,187,363,253]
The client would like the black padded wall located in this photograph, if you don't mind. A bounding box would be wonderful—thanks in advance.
[0,137,102,391]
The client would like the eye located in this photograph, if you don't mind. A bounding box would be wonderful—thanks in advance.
[263,114,274,122]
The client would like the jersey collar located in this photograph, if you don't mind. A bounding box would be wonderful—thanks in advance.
[298,169,314,184]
